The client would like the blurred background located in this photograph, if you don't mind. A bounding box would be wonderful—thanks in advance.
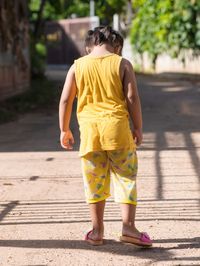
[0,0,199,124]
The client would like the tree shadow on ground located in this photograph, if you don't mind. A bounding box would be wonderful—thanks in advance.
[0,237,199,263]
[0,74,199,153]
[0,198,199,225]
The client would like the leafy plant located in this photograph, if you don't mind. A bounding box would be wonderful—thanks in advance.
[28,0,128,76]
[131,0,200,68]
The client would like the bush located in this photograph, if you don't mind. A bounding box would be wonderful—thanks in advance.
[30,41,47,78]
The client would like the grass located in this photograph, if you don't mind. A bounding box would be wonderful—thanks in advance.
[0,78,61,124]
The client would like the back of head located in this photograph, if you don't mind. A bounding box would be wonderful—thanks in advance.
[85,30,94,48]
[111,30,124,55]
[111,30,123,49]
[84,26,124,55]
[93,26,113,46]
[85,30,94,54]
[94,26,124,51]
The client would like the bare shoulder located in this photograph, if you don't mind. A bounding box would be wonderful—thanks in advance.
[68,64,75,74]
[64,64,76,82]
[120,58,134,81]
[121,58,134,71]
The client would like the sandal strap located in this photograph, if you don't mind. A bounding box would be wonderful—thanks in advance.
[85,230,102,241]
[141,232,152,243]
[85,230,93,240]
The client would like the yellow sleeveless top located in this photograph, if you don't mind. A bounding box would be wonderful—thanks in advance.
[74,54,136,156]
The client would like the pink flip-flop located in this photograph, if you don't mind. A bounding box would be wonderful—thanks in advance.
[120,232,152,247]
[85,230,104,246]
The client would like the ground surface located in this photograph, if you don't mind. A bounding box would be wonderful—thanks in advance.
[0,67,200,266]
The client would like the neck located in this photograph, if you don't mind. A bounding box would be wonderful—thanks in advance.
[90,44,114,56]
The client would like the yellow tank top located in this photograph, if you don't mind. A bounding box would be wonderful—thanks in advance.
[74,54,136,156]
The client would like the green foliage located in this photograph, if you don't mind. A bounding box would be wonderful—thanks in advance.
[36,42,47,57]
[39,0,127,23]
[131,0,200,65]
[96,0,127,24]
[28,0,128,76]
[28,0,127,26]
[60,0,89,19]
[29,0,88,20]
[30,41,47,77]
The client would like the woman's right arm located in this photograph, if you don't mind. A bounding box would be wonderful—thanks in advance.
[59,64,77,149]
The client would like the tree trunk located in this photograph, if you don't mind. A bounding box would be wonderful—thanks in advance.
[33,0,47,42]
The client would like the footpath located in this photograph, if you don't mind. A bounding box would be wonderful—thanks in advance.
[0,38,200,265]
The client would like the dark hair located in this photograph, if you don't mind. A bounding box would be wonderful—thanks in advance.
[84,30,94,47]
[94,26,111,45]
[84,26,124,48]
[111,30,124,49]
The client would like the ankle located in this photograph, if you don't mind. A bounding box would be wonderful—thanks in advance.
[122,222,136,230]
[92,225,104,235]
[122,223,137,233]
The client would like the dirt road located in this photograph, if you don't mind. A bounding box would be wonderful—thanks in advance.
[0,72,200,266]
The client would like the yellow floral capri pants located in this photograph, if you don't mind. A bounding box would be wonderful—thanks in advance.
[81,149,138,205]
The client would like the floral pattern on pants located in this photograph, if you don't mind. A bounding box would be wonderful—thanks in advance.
[81,150,138,205]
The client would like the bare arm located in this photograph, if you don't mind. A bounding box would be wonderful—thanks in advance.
[121,58,143,145]
[59,64,77,149]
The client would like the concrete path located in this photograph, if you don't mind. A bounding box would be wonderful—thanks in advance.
[0,67,200,265]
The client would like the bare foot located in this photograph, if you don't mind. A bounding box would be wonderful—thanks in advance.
[88,228,104,241]
[122,224,142,239]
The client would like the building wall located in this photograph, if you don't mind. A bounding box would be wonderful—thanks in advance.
[0,0,30,101]
[137,52,200,74]
[122,39,200,75]
[155,53,200,74]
